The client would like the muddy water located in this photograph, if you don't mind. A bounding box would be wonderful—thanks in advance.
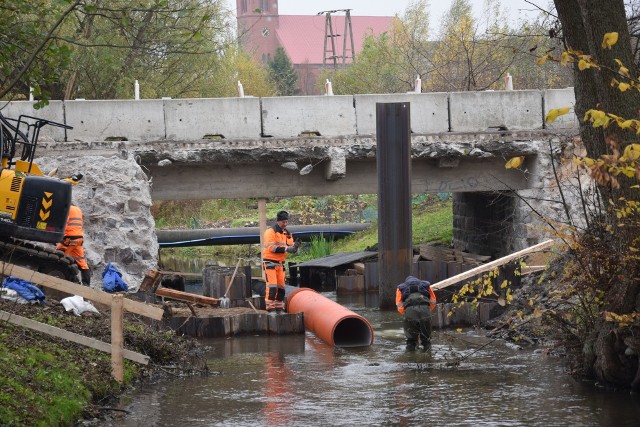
[108,293,640,426]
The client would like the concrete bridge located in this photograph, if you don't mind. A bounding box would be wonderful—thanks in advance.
[8,88,580,257]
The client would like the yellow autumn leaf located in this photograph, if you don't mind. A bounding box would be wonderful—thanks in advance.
[618,120,635,129]
[585,109,610,127]
[536,54,549,65]
[593,116,611,128]
[505,156,525,169]
[578,59,591,70]
[560,51,572,65]
[618,82,631,92]
[546,107,570,123]
[456,328,462,333]
[601,32,618,49]
[610,78,619,87]
[623,144,640,160]
[614,59,631,78]
[620,166,636,178]
[506,290,513,303]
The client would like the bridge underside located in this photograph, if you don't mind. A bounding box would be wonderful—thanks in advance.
[39,130,568,257]
[148,157,537,200]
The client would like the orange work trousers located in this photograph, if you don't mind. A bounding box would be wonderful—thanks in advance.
[263,260,285,312]
[56,237,89,270]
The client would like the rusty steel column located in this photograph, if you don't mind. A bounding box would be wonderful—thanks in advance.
[376,102,412,310]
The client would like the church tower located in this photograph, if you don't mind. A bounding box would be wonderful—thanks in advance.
[236,0,281,63]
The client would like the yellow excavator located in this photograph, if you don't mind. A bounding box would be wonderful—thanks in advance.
[0,110,81,281]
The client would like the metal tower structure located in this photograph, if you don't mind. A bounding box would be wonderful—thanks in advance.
[318,9,355,67]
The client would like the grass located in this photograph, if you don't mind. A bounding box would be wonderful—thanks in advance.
[328,200,453,254]
[0,303,205,426]
[0,326,98,426]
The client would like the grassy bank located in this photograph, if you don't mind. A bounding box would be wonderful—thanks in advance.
[0,300,204,426]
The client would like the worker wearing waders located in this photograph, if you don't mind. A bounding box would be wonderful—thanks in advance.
[396,276,436,351]
[56,204,91,286]
[262,211,300,314]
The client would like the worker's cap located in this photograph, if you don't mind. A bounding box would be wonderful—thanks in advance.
[276,210,289,221]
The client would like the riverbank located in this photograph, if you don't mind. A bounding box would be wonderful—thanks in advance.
[0,295,206,426]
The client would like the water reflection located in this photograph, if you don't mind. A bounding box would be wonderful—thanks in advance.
[109,304,640,427]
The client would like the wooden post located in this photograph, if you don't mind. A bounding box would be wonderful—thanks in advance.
[111,294,124,383]
[259,198,267,280]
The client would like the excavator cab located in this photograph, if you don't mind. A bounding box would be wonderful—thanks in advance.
[0,110,73,244]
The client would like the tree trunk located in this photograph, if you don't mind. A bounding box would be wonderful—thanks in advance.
[553,0,640,390]
[554,0,640,199]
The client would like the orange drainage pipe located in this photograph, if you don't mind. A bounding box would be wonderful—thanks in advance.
[286,287,374,347]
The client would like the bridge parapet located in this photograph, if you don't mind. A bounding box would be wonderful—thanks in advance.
[2,88,576,142]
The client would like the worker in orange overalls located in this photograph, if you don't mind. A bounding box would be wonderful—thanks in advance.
[396,276,436,351]
[56,204,91,286]
[261,210,299,314]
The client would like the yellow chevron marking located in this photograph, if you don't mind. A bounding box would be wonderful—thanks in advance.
[39,210,50,221]
[42,199,53,209]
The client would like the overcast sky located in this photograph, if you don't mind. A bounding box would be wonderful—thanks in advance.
[224,0,549,29]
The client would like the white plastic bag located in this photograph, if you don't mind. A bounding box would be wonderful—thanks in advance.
[1,288,29,304]
[60,295,101,316]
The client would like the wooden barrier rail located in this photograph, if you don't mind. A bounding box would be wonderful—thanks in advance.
[1,261,164,382]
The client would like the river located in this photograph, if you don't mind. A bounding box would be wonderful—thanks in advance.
[107,291,640,426]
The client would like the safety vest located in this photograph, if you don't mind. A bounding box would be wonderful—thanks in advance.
[396,276,436,314]
[262,224,294,263]
[64,205,84,238]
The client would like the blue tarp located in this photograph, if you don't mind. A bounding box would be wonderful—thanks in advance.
[102,263,129,293]
[2,276,45,303]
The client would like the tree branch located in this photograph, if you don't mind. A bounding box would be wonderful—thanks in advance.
[0,0,83,99]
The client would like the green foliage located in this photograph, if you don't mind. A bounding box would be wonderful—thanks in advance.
[331,199,453,253]
[292,235,333,262]
[0,330,90,426]
[0,0,78,102]
[268,47,298,96]
[0,0,273,101]
[0,308,204,425]
[151,199,260,229]
[322,32,408,94]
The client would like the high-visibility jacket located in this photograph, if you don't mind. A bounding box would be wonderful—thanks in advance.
[396,276,436,314]
[262,224,294,263]
[63,205,84,238]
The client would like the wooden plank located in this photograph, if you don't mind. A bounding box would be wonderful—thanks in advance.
[0,310,149,365]
[139,270,163,293]
[353,263,365,274]
[431,240,555,291]
[111,294,124,383]
[155,287,220,306]
[2,262,164,320]
[460,251,492,263]
[156,271,202,277]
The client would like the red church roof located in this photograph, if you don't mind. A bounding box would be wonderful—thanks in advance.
[276,15,396,65]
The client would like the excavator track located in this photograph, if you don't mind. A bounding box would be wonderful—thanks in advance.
[0,238,80,283]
